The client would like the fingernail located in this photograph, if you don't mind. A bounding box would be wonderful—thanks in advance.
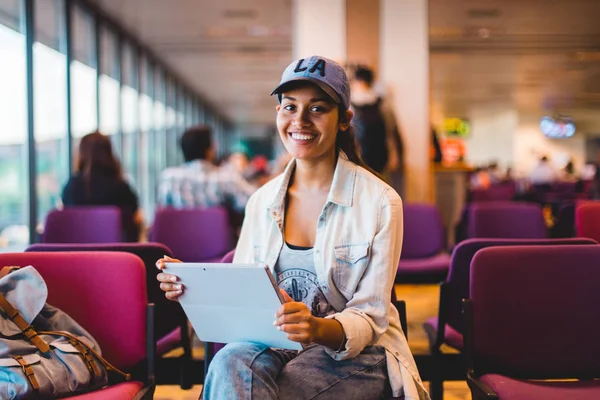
[175,290,182,295]
[272,320,277,326]
[276,326,281,331]
[170,276,176,282]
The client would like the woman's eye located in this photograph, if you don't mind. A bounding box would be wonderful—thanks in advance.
[311,106,324,112]
[283,104,295,111]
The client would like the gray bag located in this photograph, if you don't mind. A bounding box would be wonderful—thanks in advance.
[0,266,130,399]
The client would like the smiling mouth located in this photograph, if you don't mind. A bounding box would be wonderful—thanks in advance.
[289,132,317,142]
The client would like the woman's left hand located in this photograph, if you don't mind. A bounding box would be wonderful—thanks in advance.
[274,291,319,344]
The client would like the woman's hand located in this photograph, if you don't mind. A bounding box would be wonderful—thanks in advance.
[274,291,319,344]
[275,289,345,349]
[156,255,184,301]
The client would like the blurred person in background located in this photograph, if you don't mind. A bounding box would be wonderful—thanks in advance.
[529,155,557,187]
[62,131,141,242]
[349,65,403,182]
[158,125,256,228]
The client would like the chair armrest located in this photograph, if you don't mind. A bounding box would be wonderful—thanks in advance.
[467,371,498,400]
[431,281,450,351]
[394,299,408,339]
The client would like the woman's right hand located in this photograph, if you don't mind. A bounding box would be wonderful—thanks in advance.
[156,255,184,301]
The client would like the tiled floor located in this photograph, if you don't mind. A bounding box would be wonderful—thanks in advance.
[154,284,471,399]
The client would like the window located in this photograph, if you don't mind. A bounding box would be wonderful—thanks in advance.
[0,0,28,249]
[121,41,138,183]
[34,0,68,229]
[70,3,97,141]
[139,56,153,221]
[99,24,120,153]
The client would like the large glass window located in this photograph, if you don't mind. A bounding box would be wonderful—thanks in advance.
[121,41,138,184]
[99,24,120,153]
[0,0,29,249]
[165,76,178,167]
[139,56,153,222]
[70,3,97,144]
[34,0,68,230]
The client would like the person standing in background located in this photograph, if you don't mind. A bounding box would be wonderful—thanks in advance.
[349,65,404,191]
[62,131,141,242]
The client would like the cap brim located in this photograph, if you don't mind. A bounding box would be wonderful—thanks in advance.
[270,77,341,105]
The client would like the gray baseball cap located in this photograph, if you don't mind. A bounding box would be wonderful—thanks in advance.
[271,56,350,110]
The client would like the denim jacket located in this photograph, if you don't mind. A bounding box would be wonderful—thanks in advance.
[233,152,429,399]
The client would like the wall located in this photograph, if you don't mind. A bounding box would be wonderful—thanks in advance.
[462,107,517,169]
[513,114,586,177]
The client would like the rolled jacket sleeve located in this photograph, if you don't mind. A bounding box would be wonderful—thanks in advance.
[324,189,403,360]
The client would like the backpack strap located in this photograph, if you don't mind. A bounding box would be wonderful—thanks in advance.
[13,355,40,391]
[0,266,20,280]
[0,292,50,353]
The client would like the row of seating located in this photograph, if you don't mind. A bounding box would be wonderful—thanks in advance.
[16,239,600,399]
[422,237,597,400]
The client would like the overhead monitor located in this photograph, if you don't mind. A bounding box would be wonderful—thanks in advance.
[540,116,575,139]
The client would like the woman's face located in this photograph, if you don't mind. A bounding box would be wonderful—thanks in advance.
[276,84,351,163]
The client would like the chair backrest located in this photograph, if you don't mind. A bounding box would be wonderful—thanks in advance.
[26,242,183,341]
[0,252,147,370]
[150,207,232,261]
[401,203,445,259]
[470,183,515,203]
[468,201,547,239]
[42,206,122,243]
[444,237,597,334]
[470,245,600,378]
[576,202,600,243]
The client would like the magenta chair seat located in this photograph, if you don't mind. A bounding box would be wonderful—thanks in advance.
[479,375,600,400]
[423,317,463,350]
[397,252,450,277]
[66,381,145,399]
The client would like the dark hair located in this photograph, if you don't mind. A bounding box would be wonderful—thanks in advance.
[353,66,375,86]
[76,131,123,198]
[180,125,213,162]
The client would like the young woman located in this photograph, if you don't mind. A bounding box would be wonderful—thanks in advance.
[62,131,141,241]
[156,56,428,400]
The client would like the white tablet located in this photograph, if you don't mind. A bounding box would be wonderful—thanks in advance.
[165,263,303,351]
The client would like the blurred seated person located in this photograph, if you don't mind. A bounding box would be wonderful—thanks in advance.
[469,167,492,190]
[158,125,256,228]
[529,156,557,187]
[559,159,578,182]
[62,131,141,242]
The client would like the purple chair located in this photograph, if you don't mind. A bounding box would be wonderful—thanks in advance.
[25,242,193,388]
[41,206,122,243]
[423,237,597,400]
[150,207,233,262]
[397,204,450,282]
[465,245,600,400]
[0,252,153,399]
[468,201,547,239]
[470,183,515,203]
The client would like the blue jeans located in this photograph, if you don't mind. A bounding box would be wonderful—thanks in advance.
[203,342,390,400]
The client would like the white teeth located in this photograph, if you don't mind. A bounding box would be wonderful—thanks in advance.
[291,133,316,141]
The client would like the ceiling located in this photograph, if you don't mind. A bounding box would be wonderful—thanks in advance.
[429,0,600,121]
[89,0,600,130]
[90,0,292,129]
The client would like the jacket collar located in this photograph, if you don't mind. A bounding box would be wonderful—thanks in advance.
[268,152,356,215]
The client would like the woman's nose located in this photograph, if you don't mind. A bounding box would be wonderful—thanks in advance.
[292,108,311,127]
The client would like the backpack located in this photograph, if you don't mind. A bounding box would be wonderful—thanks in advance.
[352,98,388,173]
[0,266,130,399]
